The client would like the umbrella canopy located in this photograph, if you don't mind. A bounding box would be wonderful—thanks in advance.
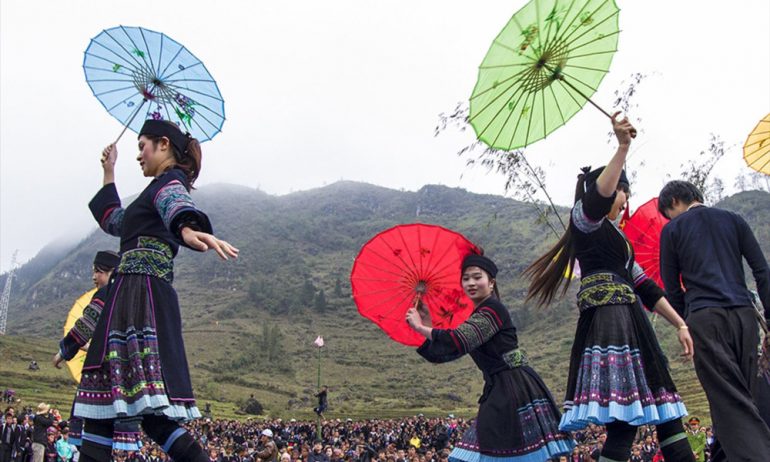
[470,0,620,150]
[743,112,770,176]
[350,224,480,347]
[83,25,225,142]
[623,198,669,288]
[63,288,98,383]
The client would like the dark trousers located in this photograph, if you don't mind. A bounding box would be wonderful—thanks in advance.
[80,416,206,462]
[688,306,770,462]
[0,445,12,462]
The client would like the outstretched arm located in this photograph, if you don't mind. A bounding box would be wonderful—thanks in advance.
[181,227,239,260]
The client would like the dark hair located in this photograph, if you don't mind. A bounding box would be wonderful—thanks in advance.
[523,170,589,306]
[144,121,202,187]
[657,180,704,218]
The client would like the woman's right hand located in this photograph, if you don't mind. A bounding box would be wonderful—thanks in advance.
[52,352,65,369]
[405,308,423,330]
[611,111,636,146]
[677,327,695,360]
[101,143,117,172]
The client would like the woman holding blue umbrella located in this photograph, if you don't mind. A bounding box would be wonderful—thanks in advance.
[73,120,237,462]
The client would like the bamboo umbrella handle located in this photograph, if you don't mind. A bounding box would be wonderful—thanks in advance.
[114,99,148,144]
[558,75,637,138]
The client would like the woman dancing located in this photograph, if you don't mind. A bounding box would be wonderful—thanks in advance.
[73,120,238,462]
[406,253,573,462]
[525,113,695,462]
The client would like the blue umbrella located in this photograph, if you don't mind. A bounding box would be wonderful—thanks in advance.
[83,25,225,142]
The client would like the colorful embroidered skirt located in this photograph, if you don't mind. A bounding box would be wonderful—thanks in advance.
[449,367,573,462]
[560,302,688,431]
[73,272,200,450]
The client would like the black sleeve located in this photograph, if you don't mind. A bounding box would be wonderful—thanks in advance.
[582,184,617,221]
[660,224,686,317]
[635,279,665,311]
[415,332,465,364]
[88,183,124,237]
[737,215,770,321]
[152,170,213,248]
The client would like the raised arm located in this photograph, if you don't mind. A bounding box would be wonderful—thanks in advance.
[596,112,634,197]
[100,143,117,186]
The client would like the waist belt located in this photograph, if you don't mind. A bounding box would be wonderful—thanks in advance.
[577,272,636,312]
[502,348,528,369]
[118,236,174,283]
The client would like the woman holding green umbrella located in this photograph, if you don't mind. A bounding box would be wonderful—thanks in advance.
[525,114,695,462]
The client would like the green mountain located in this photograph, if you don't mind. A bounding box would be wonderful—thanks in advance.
[2,184,768,421]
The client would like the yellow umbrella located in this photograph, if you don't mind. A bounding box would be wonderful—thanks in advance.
[743,112,770,175]
[63,288,97,383]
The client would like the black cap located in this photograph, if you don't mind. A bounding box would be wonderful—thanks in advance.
[139,119,190,156]
[94,251,120,271]
[461,254,498,278]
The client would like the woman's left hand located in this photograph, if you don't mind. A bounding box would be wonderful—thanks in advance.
[405,308,423,330]
[677,327,694,360]
[181,228,239,260]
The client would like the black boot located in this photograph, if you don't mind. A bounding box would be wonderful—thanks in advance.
[166,432,208,462]
[79,442,112,462]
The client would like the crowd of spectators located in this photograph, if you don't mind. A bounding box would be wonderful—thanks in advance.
[1,391,715,462]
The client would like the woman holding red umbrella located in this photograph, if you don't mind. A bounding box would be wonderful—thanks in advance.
[524,114,695,462]
[406,253,574,462]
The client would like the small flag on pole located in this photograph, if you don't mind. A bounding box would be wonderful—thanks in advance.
[314,336,324,348]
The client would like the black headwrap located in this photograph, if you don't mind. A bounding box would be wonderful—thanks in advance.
[581,166,629,192]
[93,250,120,271]
[461,254,498,278]
[139,120,190,157]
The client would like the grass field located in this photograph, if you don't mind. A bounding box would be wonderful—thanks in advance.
[0,305,711,423]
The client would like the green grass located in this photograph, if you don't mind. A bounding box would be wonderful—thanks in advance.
[3,182,746,425]
[0,305,711,423]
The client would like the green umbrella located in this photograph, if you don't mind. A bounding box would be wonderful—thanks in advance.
[470,0,621,150]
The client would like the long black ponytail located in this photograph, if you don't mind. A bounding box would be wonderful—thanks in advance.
[523,168,591,306]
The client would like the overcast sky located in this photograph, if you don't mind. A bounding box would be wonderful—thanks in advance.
[1,0,769,272]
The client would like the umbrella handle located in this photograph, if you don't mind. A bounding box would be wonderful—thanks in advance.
[412,293,434,328]
[114,99,148,144]
[412,293,423,311]
[557,75,637,139]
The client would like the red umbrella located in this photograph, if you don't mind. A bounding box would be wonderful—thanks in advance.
[350,223,481,347]
[622,197,669,288]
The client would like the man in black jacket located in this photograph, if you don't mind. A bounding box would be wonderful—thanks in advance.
[30,404,54,462]
[658,180,770,462]
[1,413,20,462]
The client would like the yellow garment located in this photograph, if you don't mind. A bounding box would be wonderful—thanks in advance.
[63,288,97,383]
[409,437,421,448]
